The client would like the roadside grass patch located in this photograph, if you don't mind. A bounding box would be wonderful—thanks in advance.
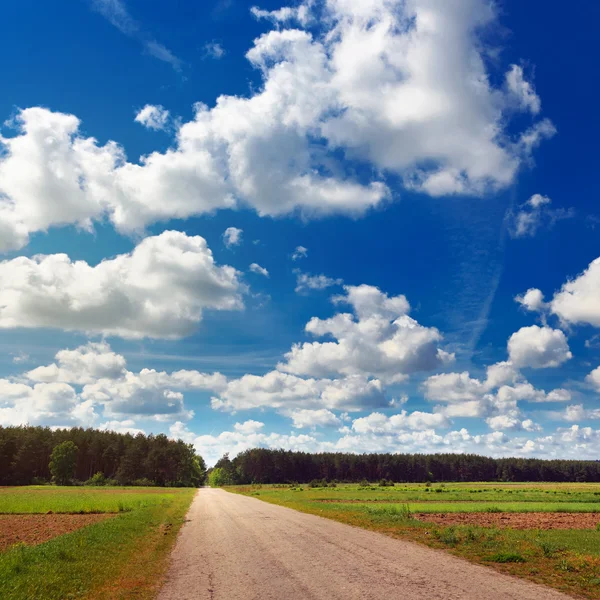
[488,552,526,564]
[0,486,196,600]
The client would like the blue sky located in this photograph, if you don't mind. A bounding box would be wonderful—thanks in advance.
[0,0,598,465]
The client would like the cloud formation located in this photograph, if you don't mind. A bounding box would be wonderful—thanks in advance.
[0,231,243,339]
[0,0,553,251]
[278,284,452,382]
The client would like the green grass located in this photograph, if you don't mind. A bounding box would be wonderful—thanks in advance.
[361,501,600,513]
[0,486,178,514]
[0,486,196,600]
[231,482,600,599]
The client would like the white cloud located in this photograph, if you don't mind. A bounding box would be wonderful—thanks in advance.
[203,41,226,59]
[508,194,574,238]
[295,272,342,293]
[223,227,243,248]
[211,371,388,412]
[0,1,552,251]
[27,342,126,384]
[549,257,600,327]
[586,366,600,392]
[554,404,600,423]
[20,341,228,423]
[251,4,312,25]
[291,246,308,261]
[507,325,572,369]
[12,352,30,364]
[279,285,450,383]
[249,263,269,277]
[0,231,243,339]
[0,380,98,428]
[352,410,450,434]
[424,358,572,429]
[505,65,541,115]
[290,408,341,429]
[515,288,546,313]
[135,105,170,131]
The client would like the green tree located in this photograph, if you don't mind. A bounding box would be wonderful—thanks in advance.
[208,467,233,487]
[49,441,79,485]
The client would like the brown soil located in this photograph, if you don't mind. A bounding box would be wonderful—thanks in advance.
[0,513,114,552]
[414,512,600,530]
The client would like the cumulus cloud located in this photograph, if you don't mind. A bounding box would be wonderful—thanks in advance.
[0,380,98,428]
[507,325,572,369]
[586,366,600,392]
[553,404,600,423]
[508,194,574,238]
[423,354,572,430]
[549,257,600,327]
[20,341,227,424]
[295,272,343,293]
[249,263,269,277]
[135,105,171,131]
[291,246,308,261]
[26,342,126,384]
[515,288,547,313]
[211,371,388,412]
[278,285,451,383]
[0,0,552,251]
[223,227,243,248]
[290,408,341,429]
[352,410,450,434]
[0,231,243,339]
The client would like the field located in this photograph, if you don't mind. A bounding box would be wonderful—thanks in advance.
[0,486,196,600]
[232,482,600,598]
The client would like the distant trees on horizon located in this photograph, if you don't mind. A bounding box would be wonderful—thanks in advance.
[212,448,600,485]
[3,426,599,487]
[0,425,206,487]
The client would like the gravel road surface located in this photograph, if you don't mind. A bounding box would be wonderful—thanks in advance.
[158,488,573,600]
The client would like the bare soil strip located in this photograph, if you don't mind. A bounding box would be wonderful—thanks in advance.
[0,514,114,552]
[157,488,574,600]
[414,512,600,530]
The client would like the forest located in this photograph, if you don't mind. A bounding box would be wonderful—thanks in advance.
[0,426,205,487]
[211,448,600,485]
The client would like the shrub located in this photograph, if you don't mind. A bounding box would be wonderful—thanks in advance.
[131,478,156,487]
[359,479,370,487]
[489,552,526,563]
[379,479,394,487]
[84,472,107,486]
[536,538,564,558]
[435,527,460,546]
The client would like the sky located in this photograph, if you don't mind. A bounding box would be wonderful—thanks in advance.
[0,0,599,465]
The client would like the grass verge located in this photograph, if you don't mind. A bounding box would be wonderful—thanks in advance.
[0,488,195,600]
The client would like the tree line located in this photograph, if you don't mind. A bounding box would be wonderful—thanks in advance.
[210,449,600,485]
[0,426,206,487]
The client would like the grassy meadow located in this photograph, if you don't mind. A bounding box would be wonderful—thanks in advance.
[232,481,600,598]
[0,486,196,600]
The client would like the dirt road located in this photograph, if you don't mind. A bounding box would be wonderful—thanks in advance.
[158,488,573,600]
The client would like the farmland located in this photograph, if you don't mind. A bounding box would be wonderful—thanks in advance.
[232,482,600,598]
[0,486,196,600]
